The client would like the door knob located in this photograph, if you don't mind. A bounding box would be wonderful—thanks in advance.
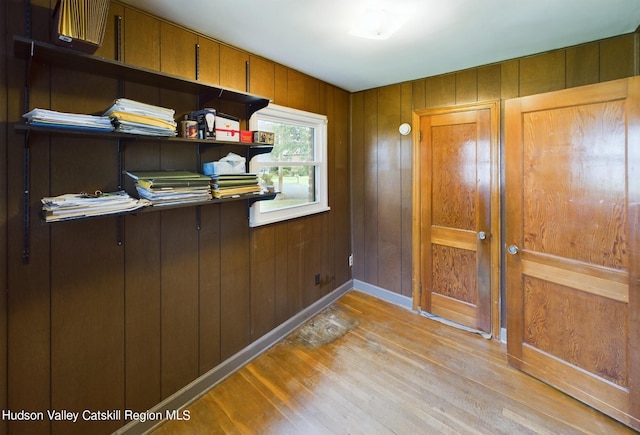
[478,231,487,241]
[507,245,519,255]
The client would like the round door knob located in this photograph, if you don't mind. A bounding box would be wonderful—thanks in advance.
[478,231,487,240]
[508,245,519,255]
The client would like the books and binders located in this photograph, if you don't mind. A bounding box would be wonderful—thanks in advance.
[126,170,213,206]
[210,173,262,198]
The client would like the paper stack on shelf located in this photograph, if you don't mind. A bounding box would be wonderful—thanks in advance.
[23,108,114,132]
[210,173,262,199]
[105,98,177,136]
[126,170,212,206]
[41,190,148,222]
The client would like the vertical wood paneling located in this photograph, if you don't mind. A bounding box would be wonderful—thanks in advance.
[519,51,565,96]
[363,90,379,284]
[160,209,200,398]
[501,60,520,99]
[197,36,220,86]
[566,44,600,88]
[274,224,290,325]
[250,226,276,340]
[220,45,248,92]
[48,69,123,435]
[94,2,125,60]
[124,7,160,70]
[274,64,288,106]
[456,69,478,103]
[600,34,636,82]
[304,75,321,114]
[50,220,125,435]
[377,85,403,293]
[304,215,324,307]
[124,213,161,412]
[199,205,221,374]
[249,55,275,101]
[8,22,51,429]
[426,74,456,107]
[287,69,305,110]
[160,22,197,80]
[287,220,306,315]
[220,202,251,359]
[400,82,414,297]
[478,64,501,101]
[412,79,427,111]
[334,88,352,287]
[351,92,365,281]
[0,5,7,433]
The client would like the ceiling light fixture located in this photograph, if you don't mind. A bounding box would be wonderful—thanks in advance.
[349,8,405,40]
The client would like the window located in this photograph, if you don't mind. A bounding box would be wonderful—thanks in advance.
[248,104,329,227]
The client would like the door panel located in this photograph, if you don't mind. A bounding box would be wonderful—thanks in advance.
[505,77,639,430]
[414,103,498,334]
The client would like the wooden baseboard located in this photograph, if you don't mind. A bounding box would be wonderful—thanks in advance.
[115,280,354,435]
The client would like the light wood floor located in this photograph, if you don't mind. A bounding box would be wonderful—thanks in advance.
[151,290,634,434]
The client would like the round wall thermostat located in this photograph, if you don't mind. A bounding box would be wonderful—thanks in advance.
[399,123,411,135]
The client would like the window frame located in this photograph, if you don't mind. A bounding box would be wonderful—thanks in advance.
[248,103,330,227]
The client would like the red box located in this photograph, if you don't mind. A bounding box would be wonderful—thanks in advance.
[240,130,253,143]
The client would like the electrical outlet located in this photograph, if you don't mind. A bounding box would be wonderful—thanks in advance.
[349,254,353,267]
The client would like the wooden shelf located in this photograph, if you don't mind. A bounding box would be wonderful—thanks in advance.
[13,35,275,261]
[41,192,279,224]
[15,123,273,149]
[13,35,270,117]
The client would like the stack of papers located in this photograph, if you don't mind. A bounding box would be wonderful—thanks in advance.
[23,108,114,132]
[211,173,262,199]
[41,191,148,222]
[126,170,212,206]
[105,98,177,136]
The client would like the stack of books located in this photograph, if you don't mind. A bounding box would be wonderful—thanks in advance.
[41,190,148,222]
[126,170,212,206]
[210,173,262,199]
[104,98,177,136]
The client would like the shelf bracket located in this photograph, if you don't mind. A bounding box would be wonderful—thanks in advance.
[22,132,31,264]
[195,43,200,81]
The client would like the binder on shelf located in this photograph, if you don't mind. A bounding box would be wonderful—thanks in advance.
[51,0,110,54]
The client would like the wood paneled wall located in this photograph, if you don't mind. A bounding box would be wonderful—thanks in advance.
[351,33,639,299]
[1,1,350,434]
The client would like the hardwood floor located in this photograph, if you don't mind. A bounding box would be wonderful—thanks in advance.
[150,290,634,434]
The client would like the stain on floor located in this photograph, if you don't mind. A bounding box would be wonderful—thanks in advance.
[290,305,360,348]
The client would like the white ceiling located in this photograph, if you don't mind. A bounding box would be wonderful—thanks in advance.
[120,0,640,93]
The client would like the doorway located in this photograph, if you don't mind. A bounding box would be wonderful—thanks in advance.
[412,101,500,337]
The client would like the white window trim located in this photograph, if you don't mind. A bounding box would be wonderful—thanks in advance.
[249,104,330,227]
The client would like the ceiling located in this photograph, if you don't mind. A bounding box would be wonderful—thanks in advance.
[120,0,640,93]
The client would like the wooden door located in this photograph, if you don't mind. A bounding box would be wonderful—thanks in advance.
[413,102,500,335]
[505,77,640,430]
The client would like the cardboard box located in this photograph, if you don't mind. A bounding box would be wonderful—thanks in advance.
[188,108,216,139]
[253,131,275,144]
[215,113,240,142]
[240,130,253,143]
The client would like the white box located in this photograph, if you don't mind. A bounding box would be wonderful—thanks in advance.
[215,113,240,142]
